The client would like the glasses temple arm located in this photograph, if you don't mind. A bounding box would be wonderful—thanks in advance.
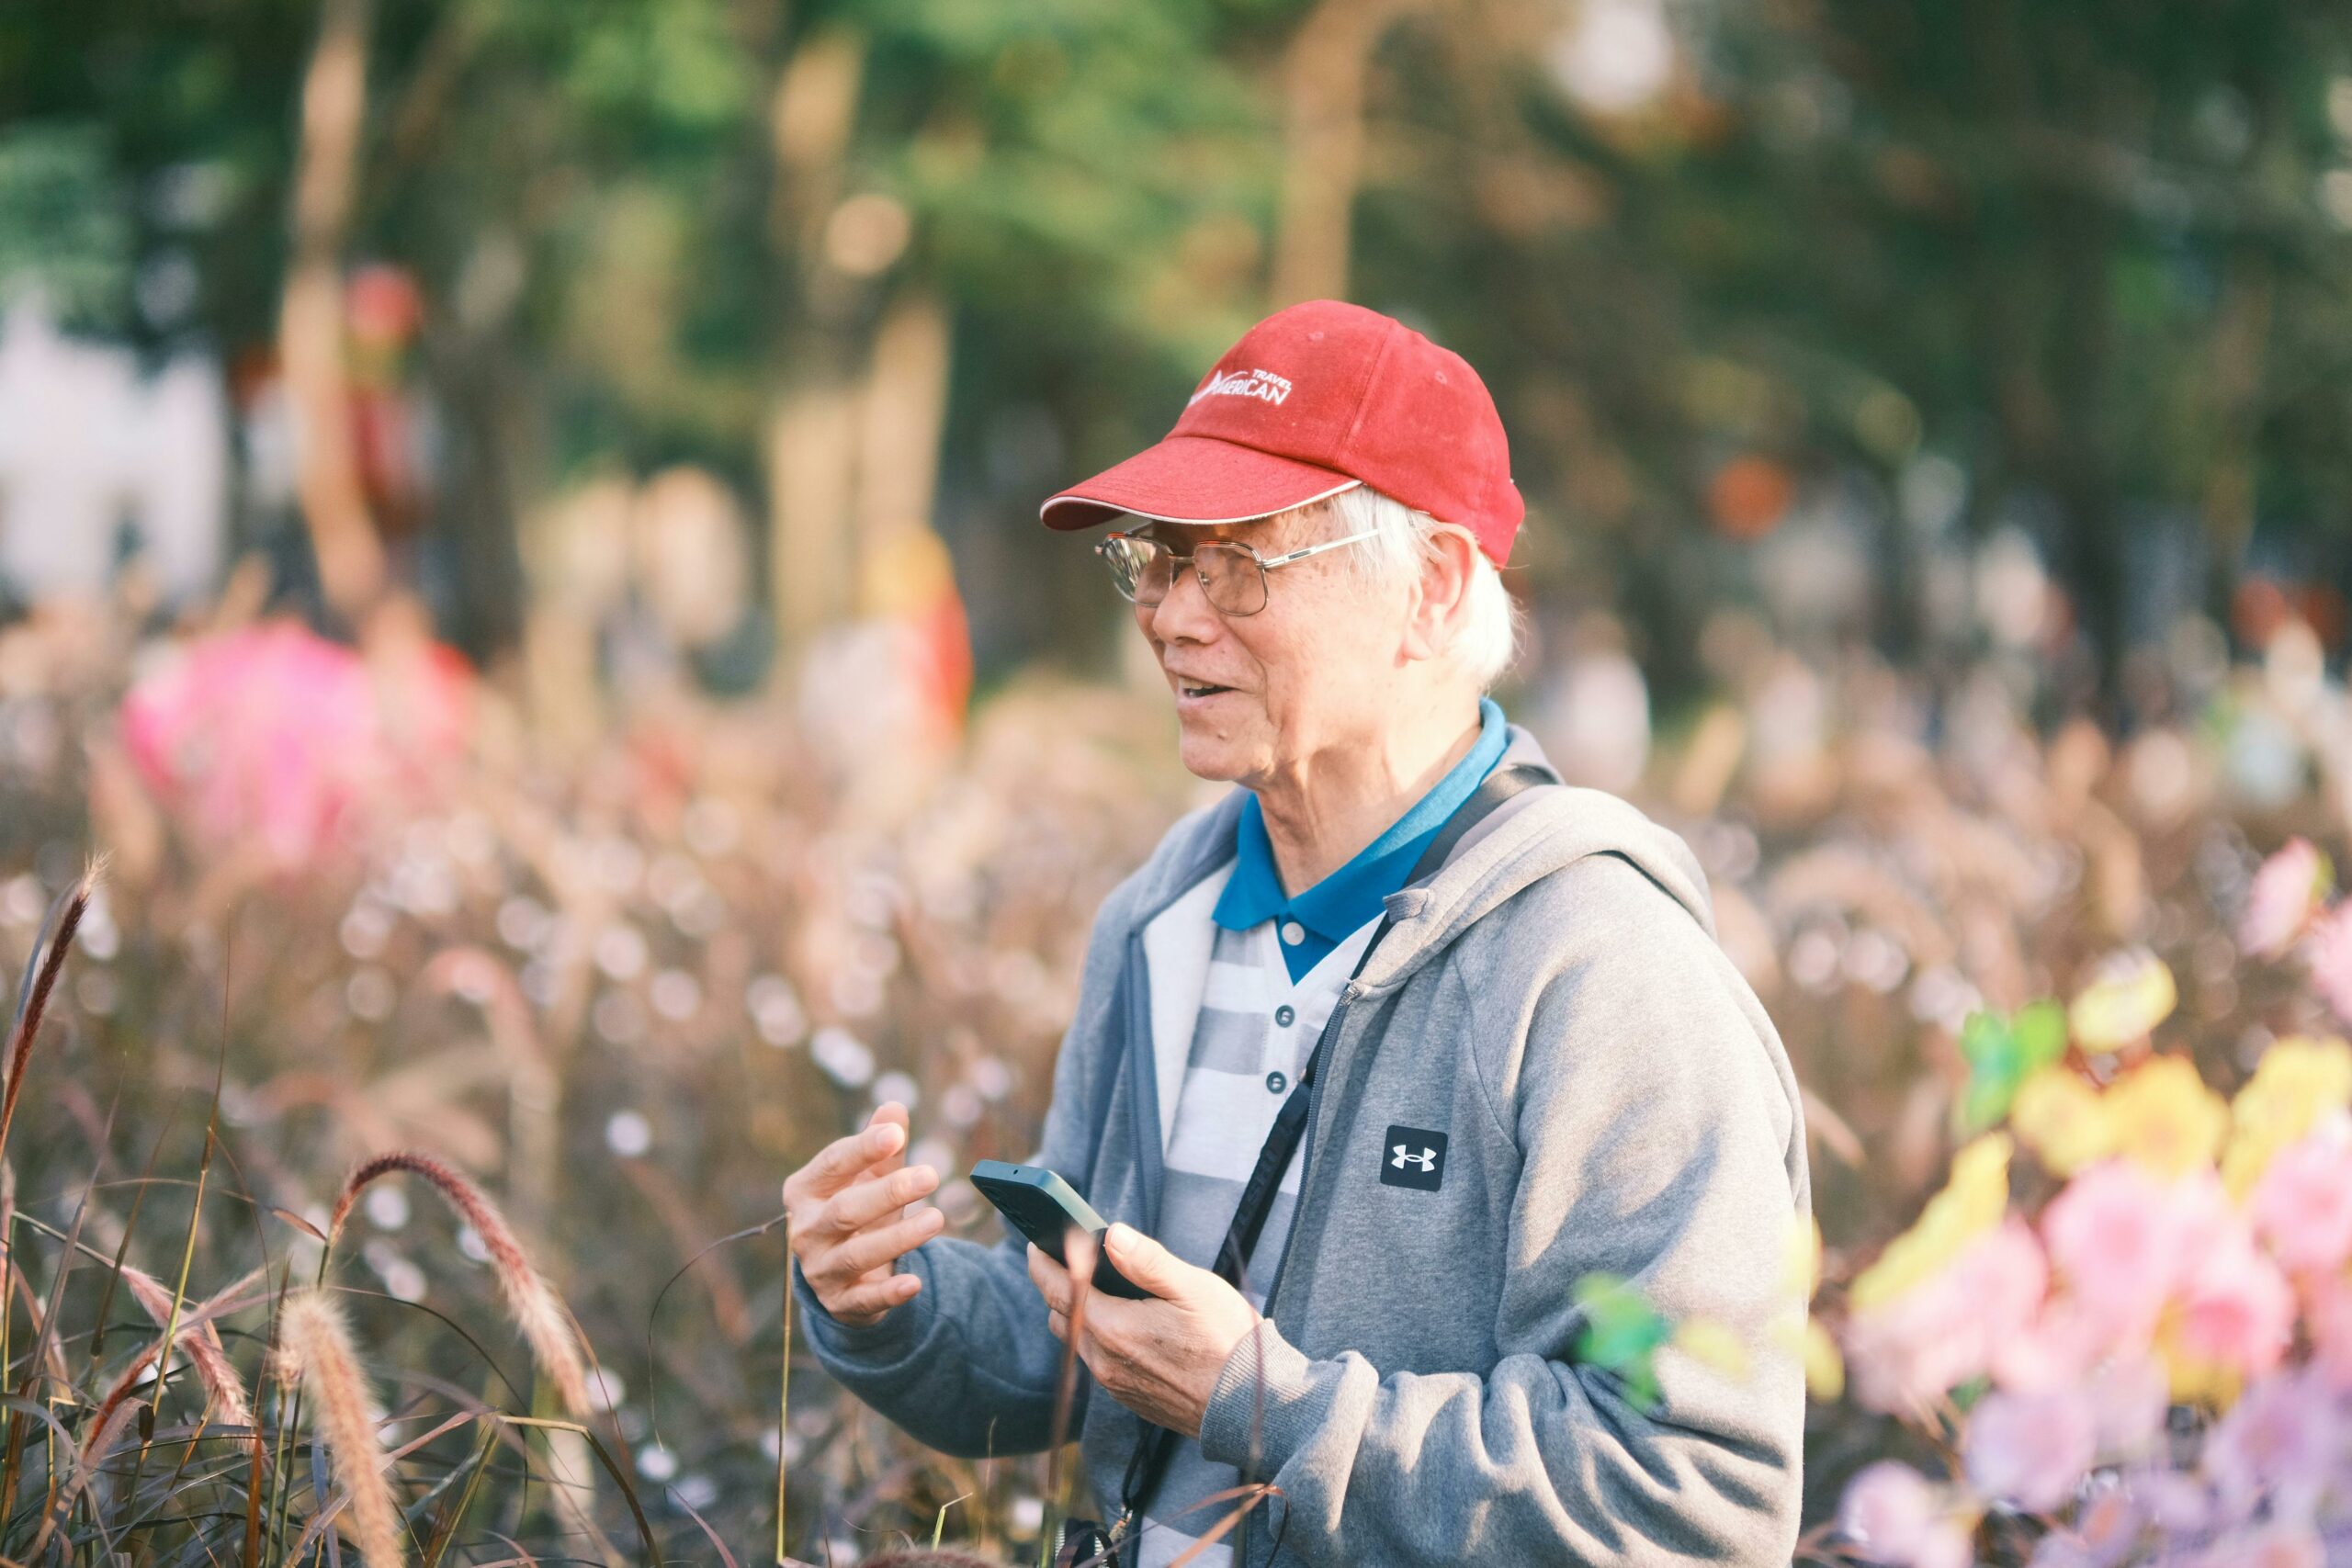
[1257,526,1384,570]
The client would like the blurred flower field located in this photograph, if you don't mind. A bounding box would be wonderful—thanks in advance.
[1,597,2350,1564]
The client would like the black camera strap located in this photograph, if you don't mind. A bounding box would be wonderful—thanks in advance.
[1097,761,1550,1560]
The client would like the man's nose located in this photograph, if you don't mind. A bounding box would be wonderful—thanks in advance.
[1145,558,1222,641]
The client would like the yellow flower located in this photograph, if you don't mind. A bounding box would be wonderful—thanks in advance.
[1849,1134,2011,1311]
[1781,1213,1823,1302]
[1803,1318,1845,1402]
[2104,1055,2228,1179]
[2222,1036,2352,1200]
[2010,1066,2114,1175]
[1767,1314,1845,1402]
[2154,1307,2243,1411]
[2069,949,2177,1052]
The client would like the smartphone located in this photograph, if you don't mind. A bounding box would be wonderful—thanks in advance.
[968,1159,1152,1300]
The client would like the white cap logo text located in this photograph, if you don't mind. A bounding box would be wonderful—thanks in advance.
[1189,367,1294,408]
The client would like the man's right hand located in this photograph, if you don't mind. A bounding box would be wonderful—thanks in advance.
[783,1101,944,1327]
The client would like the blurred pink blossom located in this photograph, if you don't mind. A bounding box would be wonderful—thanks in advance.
[2251,1131,2352,1274]
[119,621,470,863]
[1849,1218,2046,1412]
[1994,1295,2113,1393]
[2241,839,2330,958]
[2302,1273,2352,1391]
[2173,1227,2295,1380]
[1837,1461,1973,1568]
[2230,1525,2327,1568]
[2081,1354,2169,1459]
[2310,904,2352,1028]
[1963,1386,2098,1513]
[2030,1477,2143,1568]
[2122,1465,2212,1537]
[2041,1160,2181,1345]
[2201,1369,2341,1526]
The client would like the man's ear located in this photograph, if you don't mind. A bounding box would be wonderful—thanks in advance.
[1401,526,1479,665]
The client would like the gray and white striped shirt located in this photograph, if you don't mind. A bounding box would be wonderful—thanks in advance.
[1133,909,1379,1568]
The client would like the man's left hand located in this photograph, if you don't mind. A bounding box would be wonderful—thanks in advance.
[1026,1224,1261,1438]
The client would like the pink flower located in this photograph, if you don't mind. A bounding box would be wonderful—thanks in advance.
[2241,839,2330,959]
[2311,904,2352,1029]
[2233,1525,2326,1568]
[2081,1354,2169,1460]
[1838,1461,1972,1568]
[1848,1219,2046,1413]
[2303,1273,2352,1391]
[2202,1370,2343,1525]
[2251,1132,2352,1274]
[2122,1464,2212,1536]
[2041,1161,2181,1344]
[2070,1479,2143,1568]
[119,621,470,863]
[1963,1386,2098,1514]
[2173,1229,2294,1378]
[1994,1295,2113,1393]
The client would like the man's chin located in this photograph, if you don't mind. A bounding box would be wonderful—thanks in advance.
[1172,727,1251,785]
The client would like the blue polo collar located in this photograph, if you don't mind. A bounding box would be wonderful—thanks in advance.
[1214,698,1510,980]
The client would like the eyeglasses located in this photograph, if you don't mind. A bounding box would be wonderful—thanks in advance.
[1094,527,1380,617]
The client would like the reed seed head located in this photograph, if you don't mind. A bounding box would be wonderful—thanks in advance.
[280,1290,406,1568]
[332,1150,592,1416]
[120,1266,255,1427]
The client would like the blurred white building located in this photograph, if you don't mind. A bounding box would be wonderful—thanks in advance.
[0,304,227,606]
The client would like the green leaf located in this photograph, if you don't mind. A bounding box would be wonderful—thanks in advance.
[1957,1002,2071,1132]
[1572,1273,1671,1371]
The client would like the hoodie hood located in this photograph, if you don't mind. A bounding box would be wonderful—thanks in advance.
[1115,724,1716,994]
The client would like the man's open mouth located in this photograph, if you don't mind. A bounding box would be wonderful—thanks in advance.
[1179,683,1231,698]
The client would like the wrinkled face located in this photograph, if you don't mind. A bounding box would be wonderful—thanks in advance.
[1127,506,1413,787]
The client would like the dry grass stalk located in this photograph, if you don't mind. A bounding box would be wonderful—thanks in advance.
[36,1394,138,1554]
[120,1265,254,1427]
[331,1150,592,1416]
[277,1290,406,1568]
[0,862,95,1166]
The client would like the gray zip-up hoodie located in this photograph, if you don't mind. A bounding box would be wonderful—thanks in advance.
[794,727,1812,1566]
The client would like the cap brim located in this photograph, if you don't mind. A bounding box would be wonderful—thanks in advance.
[1039,434,1360,530]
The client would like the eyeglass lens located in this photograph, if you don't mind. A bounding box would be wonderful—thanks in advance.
[1104,537,1267,615]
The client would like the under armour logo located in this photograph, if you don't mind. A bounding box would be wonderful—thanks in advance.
[1379,1124,1448,1191]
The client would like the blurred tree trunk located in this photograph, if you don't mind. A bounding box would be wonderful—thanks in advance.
[280,0,387,632]
[854,289,952,589]
[1274,0,1423,306]
[763,26,868,663]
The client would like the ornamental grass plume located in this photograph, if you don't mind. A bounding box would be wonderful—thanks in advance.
[0,863,94,1166]
[277,1291,405,1568]
[330,1150,592,1416]
[119,1264,254,1427]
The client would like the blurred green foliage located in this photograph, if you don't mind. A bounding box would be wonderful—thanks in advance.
[2,0,2350,688]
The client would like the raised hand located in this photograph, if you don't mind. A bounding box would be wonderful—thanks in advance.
[783,1102,944,1327]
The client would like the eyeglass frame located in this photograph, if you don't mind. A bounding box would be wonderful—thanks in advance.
[1093,525,1383,617]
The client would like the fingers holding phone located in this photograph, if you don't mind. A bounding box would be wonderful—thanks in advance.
[783,1101,944,1327]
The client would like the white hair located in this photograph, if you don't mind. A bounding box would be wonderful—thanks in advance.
[1302,484,1522,694]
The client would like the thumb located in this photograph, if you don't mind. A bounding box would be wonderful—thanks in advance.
[1103,1223,1194,1294]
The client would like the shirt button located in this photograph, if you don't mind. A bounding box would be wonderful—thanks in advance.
[1274,1005,1295,1027]
[1265,1071,1287,1094]
[1280,920,1306,946]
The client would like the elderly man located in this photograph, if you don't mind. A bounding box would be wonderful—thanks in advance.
[785,300,1811,1567]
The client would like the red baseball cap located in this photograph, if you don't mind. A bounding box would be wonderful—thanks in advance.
[1039,299,1522,565]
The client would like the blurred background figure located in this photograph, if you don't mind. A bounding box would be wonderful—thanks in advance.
[0,300,227,610]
